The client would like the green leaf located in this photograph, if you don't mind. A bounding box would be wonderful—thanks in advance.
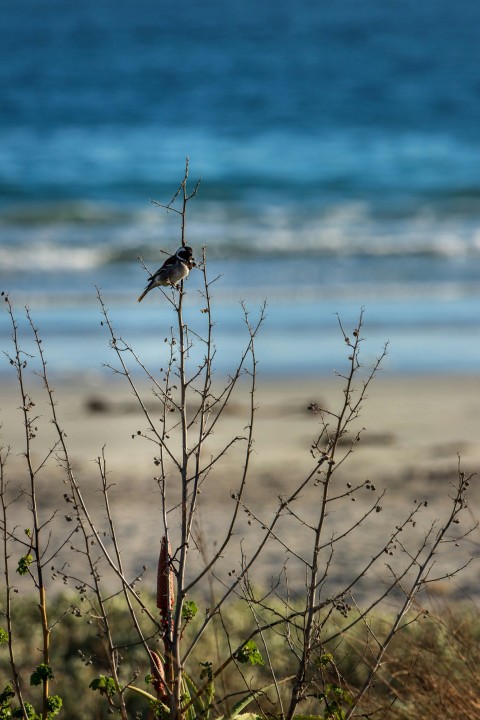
[16,554,33,576]
[203,679,215,720]
[182,673,202,720]
[199,661,213,682]
[148,698,170,719]
[30,664,54,686]
[318,653,334,669]
[12,702,39,719]
[0,629,8,645]
[46,695,63,718]
[0,683,15,705]
[197,663,214,720]
[234,640,264,666]
[223,679,281,720]
[89,675,116,698]
[182,600,198,622]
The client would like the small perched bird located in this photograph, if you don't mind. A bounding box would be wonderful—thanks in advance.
[137,246,196,302]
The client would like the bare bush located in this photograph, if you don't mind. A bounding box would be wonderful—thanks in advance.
[0,162,476,720]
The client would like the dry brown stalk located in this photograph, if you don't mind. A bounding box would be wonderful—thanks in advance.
[157,535,175,624]
[149,649,168,700]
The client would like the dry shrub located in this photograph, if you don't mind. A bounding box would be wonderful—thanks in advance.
[370,605,480,719]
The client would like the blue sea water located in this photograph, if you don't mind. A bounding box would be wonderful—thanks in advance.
[1,0,480,376]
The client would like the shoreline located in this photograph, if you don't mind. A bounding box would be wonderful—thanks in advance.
[1,371,479,476]
[1,371,479,600]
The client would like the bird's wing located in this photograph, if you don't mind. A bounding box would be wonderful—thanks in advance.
[147,255,175,280]
[160,255,176,270]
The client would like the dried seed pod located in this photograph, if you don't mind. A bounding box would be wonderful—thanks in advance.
[149,649,168,700]
[157,536,174,622]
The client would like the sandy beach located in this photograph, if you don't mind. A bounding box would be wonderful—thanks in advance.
[1,371,479,602]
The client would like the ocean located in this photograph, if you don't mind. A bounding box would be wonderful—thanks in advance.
[1,0,480,377]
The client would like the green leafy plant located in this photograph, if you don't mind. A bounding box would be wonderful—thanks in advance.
[29,665,54,688]
[234,641,264,667]
[89,675,117,698]
[182,601,198,623]
[16,555,33,577]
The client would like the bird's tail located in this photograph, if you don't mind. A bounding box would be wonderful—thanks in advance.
[137,288,148,302]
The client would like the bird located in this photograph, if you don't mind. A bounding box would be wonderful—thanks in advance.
[137,246,196,302]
